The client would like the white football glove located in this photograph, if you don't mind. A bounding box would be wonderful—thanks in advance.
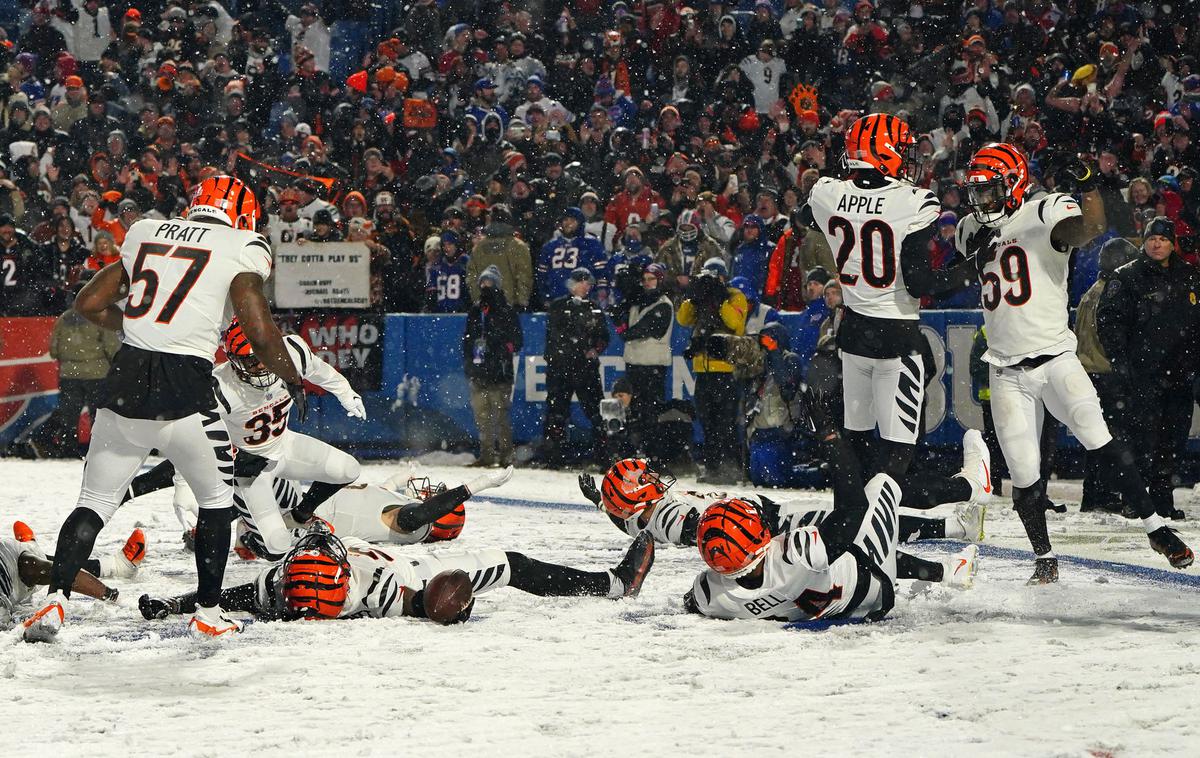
[342,394,367,420]
[466,465,514,496]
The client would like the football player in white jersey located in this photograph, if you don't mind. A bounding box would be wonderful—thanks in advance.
[138,524,656,624]
[26,175,306,642]
[217,319,366,554]
[684,401,915,623]
[582,440,981,588]
[801,114,979,485]
[956,143,1193,582]
[126,464,471,557]
[3,522,144,633]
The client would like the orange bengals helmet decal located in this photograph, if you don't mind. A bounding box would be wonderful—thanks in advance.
[697,498,772,576]
[281,550,350,619]
[844,114,916,180]
[187,174,262,231]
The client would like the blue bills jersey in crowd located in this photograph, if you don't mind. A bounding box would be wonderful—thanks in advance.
[426,255,471,313]
[536,233,607,303]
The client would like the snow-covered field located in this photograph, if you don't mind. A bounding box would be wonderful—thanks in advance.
[3,458,1199,757]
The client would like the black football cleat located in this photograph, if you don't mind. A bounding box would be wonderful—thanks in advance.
[1148,527,1194,569]
[613,532,655,599]
[1027,557,1059,585]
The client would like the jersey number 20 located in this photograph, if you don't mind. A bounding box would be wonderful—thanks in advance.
[828,217,896,288]
[125,242,212,323]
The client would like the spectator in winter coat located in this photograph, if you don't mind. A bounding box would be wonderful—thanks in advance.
[37,291,121,457]
[463,266,523,467]
[655,209,726,298]
[604,167,665,237]
[731,214,773,302]
[611,262,674,448]
[466,204,533,309]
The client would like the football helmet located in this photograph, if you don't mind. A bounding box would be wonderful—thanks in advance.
[600,458,675,520]
[697,498,772,577]
[222,319,275,388]
[280,531,351,619]
[965,143,1030,226]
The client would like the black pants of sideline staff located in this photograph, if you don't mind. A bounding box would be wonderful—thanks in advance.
[1128,381,1193,518]
[694,372,739,479]
[543,359,603,465]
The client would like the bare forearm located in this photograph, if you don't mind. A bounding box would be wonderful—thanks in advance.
[230,273,302,385]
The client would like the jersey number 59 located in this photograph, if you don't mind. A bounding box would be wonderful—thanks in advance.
[981,246,1031,310]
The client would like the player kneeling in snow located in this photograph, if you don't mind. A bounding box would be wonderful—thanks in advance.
[579,451,981,587]
[139,523,656,624]
[5,522,145,640]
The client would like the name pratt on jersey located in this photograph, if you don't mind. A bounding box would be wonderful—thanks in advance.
[835,195,886,214]
[154,223,212,244]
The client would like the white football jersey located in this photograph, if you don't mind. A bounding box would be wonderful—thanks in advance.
[615,489,829,546]
[955,193,1081,366]
[271,480,431,545]
[807,176,942,320]
[689,527,884,622]
[0,537,46,610]
[119,218,273,360]
[254,539,510,619]
[214,334,356,457]
[267,215,312,247]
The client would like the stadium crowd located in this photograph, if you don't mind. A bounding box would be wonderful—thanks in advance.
[1,0,1198,482]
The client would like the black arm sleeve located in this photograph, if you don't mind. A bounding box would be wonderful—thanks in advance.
[901,224,977,298]
[622,301,673,340]
[797,201,818,231]
[392,485,470,532]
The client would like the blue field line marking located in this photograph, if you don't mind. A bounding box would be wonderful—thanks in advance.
[476,495,1200,588]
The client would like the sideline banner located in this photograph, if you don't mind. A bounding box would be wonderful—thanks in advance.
[273,242,371,309]
[277,312,385,393]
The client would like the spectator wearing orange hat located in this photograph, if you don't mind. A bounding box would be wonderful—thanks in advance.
[52,75,88,131]
[287,3,331,72]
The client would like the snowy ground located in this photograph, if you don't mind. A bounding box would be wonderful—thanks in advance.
[2,458,1199,758]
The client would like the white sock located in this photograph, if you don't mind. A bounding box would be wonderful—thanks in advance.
[944,517,966,540]
[606,570,623,599]
[1142,514,1167,534]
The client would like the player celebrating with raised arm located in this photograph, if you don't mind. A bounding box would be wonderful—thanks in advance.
[801,115,979,484]
[955,144,1193,582]
[24,175,305,642]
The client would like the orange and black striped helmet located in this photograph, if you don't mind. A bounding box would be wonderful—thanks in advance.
[844,114,917,180]
[281,532,351,619]
[187,174,262,231]
[600,458,675,520]
[424,502,466,542]
[222,319,275,388]
[965,142,1030,225]
[697,498,772,576]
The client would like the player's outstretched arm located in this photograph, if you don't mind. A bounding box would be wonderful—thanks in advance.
[229,273,303,387]
[74,261,130,332]
[1051,161,1106,249]
[18,554,117,602]
[902,224,978,297]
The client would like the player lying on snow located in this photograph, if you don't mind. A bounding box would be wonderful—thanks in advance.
[685,391,942,622]
[3,523,145,633]
[138,523,656,627]
[578,417,985,588]
[129,462,484,559]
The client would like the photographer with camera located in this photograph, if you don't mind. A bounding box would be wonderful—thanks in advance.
[611,262,674,448]
[677,258,748,484]
[540,268,610,468]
